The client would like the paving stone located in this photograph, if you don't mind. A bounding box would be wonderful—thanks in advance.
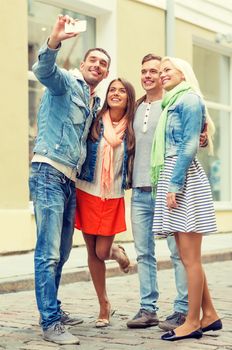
[0,261,231,350]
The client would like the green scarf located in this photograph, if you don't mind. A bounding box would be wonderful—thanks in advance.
[150,81,192,191]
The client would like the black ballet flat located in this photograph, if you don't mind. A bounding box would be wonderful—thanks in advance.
[202,319,222,333]
[161,329,203,341]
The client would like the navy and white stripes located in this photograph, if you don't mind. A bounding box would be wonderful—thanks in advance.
[153,156,217,237]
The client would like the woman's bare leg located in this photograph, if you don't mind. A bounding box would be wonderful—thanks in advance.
[174,232,203,336]
[83,233,114,320]
[200,272,220,328]
[83,233,131,320]
[175,232,220,334]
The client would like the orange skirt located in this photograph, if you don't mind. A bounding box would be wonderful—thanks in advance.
[75,188,126,236]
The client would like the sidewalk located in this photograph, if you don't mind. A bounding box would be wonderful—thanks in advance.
[1,232,232,293]
[0,260,231,349]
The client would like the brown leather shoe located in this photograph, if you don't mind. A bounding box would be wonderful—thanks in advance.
[127,309,159,328]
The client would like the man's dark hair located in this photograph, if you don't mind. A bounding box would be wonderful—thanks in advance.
[141,53,162,65]
[83,48,111,69]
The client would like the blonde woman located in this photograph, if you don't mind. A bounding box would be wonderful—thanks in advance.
[151,57,222,341]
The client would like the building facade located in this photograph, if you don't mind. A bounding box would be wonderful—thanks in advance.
[1,0,232,253]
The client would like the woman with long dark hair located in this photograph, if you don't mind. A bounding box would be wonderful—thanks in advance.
[75,78,135,327]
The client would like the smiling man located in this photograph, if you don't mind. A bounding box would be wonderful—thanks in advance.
[127,54,189,330]
[29,14,110,346]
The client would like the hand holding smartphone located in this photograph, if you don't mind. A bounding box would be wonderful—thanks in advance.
[64,20,87,34]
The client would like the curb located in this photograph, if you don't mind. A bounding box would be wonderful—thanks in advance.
[1,250,231,294]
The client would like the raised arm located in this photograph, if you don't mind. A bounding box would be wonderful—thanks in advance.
[32,15,79,95]
[48,14,79,49]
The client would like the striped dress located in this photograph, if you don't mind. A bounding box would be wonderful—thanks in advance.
[153,156,217,236]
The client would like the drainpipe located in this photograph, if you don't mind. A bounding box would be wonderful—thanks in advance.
[166,0,175,56]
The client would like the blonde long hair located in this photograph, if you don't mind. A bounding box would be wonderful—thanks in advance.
[161,56,215,155]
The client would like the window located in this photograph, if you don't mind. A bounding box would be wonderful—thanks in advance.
[28,0,96,165]
[193,45,232,202]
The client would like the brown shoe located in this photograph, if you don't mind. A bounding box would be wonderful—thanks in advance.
[158,312,186,331]
[127,309,159,328]
[118,245,131,273]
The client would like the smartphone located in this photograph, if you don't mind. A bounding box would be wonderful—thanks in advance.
[64,20,87,34]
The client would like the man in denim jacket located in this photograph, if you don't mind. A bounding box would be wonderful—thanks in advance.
[29,14,110,345]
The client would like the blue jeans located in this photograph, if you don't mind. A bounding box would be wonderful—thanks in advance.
[166,236,188,314]
[29,163,76,330]
[131,189,159,312]
[131,188,188,314]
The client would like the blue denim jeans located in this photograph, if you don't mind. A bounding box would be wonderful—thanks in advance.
[131,188,159,312]
[29,163,76,330]
[131,188,188,314]
[166,236,188,314]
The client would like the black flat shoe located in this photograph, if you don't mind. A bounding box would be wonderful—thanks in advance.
[161,329,203,341]
[202,319,222,333]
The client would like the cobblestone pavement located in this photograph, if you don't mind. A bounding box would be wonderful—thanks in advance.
[0,260,231,350]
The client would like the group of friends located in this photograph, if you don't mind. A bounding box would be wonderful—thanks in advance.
[29,14,223,345]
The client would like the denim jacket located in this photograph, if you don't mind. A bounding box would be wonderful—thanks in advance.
[78,125,129,189]
[165,92,206,192]
[32,42,100,175]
